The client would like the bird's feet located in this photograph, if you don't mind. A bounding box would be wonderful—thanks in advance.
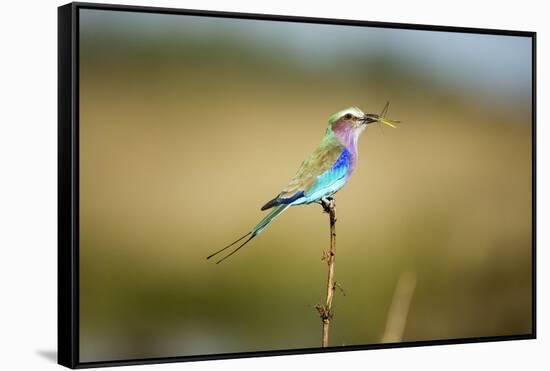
[319,197,335,214]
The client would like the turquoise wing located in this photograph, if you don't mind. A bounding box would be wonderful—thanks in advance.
[277,136,345,200]
[261,134,351,210]
[298,147,351,204]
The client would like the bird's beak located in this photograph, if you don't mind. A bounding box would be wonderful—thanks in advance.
[362,113,398,128]
[361,115,378,126]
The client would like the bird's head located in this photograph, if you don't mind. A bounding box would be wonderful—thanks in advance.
[328,107,368,135]
[328,105,398,136]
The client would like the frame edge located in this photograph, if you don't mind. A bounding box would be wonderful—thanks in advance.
[58,2,78,369]
[59,2,536,368]
[71,1,536,36]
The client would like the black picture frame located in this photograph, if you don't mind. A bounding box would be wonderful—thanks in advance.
[58,2,537,368]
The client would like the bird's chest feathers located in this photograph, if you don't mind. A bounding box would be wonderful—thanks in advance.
[333,147,355,177]
[332,129,359,173]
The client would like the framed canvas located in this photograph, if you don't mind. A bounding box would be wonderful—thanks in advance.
[58,2,536,368]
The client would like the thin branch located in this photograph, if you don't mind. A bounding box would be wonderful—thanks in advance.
[316,197,337,348]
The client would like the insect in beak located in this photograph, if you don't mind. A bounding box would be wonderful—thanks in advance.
[363,102,400,128]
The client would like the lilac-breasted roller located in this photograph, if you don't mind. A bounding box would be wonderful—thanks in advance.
[207,106,397,263]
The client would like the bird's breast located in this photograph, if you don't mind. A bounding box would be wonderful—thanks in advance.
[333,147,356,178]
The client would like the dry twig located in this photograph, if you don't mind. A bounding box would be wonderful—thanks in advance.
[316,197,337,347]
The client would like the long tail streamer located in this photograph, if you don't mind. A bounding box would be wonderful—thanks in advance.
[207,204,290,264]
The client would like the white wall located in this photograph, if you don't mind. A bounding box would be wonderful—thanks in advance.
[0,0,546,370]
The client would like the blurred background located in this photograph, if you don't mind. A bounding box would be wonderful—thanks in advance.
[78,9,533,362]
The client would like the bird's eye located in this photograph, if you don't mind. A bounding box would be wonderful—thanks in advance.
[344,114,353,120]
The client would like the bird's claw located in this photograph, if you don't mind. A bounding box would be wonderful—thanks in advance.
[320,197,335,213]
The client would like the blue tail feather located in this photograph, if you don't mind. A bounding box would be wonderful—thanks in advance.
[253,204,290,235]
[207,204,290,263]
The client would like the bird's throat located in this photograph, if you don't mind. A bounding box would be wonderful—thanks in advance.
[333,127,359,159]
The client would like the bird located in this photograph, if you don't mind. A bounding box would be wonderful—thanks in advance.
[207,104,398,263]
